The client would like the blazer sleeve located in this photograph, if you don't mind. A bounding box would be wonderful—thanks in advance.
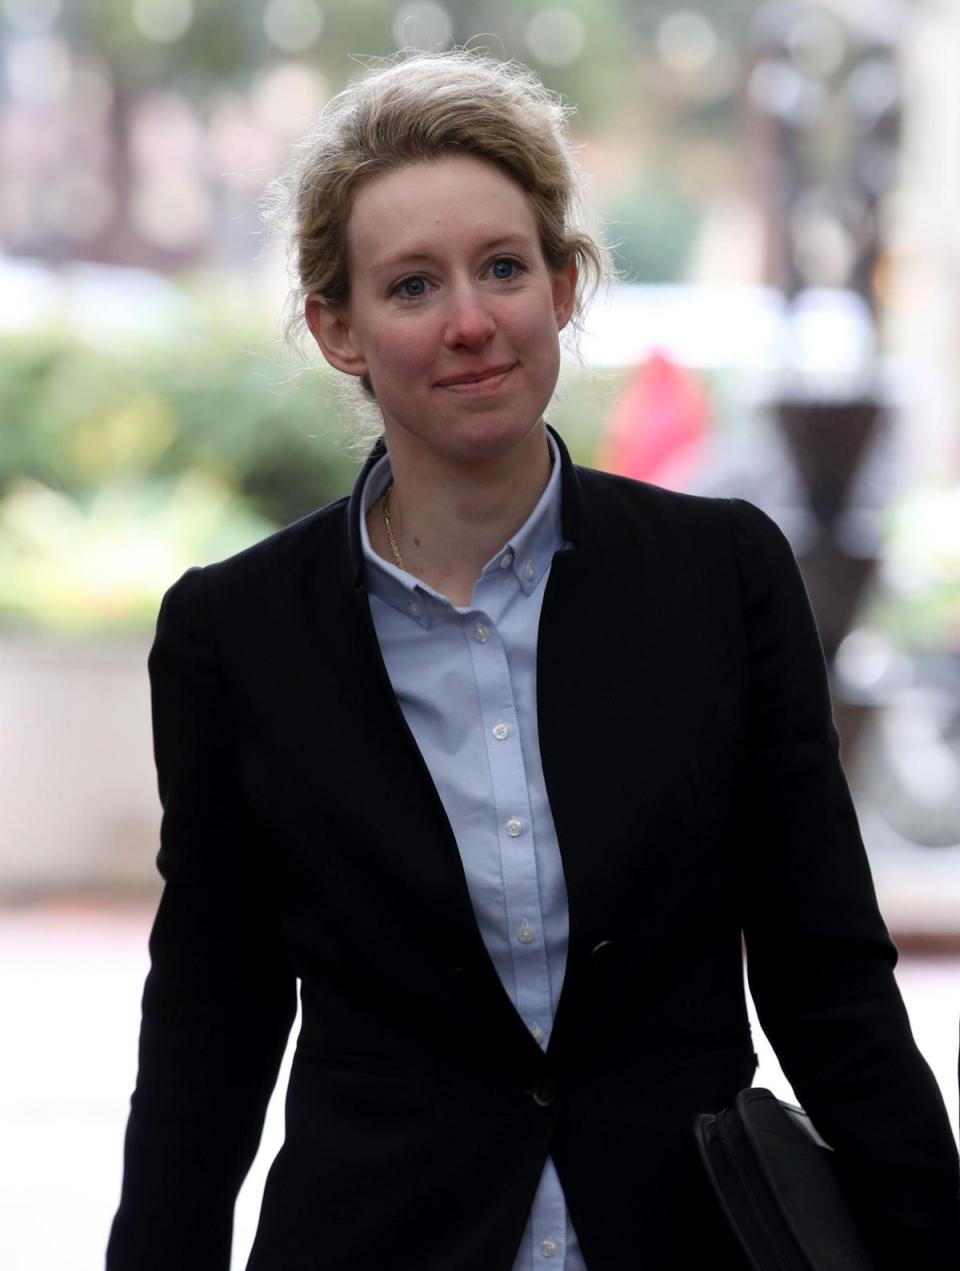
[107,567,298,1271]
[728,497,960,1270]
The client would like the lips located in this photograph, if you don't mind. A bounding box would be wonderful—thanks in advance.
[434,363,516,388]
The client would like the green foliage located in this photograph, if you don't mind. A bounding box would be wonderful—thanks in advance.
[50,0,731,129]
[550,359,624,461]
[0,324,358,518]
[607,173,702,283]
[0,318,361,632]
[63,0,269,89]
[0,472,274,633]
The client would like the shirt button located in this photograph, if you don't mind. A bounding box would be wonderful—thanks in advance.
[505,817,524,837]
[517,919,535,944]
[529,1023,544,1044]
[408,601,420,617]
[524,561,536,581]
[474,624,489,643]
[492,722,509,740]
[540,1238,558,1258]
[500,552,513,568]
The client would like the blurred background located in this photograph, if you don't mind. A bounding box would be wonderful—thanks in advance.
[1,1,958,1267]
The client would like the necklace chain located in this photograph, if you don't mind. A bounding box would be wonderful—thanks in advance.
[382,484,406,571]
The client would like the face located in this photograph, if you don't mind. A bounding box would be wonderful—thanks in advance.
[306,154,577,469]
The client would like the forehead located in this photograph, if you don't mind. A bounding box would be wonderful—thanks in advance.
[345,154,542,270]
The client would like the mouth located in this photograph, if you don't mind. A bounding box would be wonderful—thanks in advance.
[434,363,516,391]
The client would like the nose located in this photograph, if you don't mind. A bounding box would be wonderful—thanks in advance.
[443,282,496,350]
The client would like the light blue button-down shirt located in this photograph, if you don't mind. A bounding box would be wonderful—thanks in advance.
[359,431,587,1271]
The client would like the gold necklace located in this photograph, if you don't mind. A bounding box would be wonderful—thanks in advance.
[382,484,406,571]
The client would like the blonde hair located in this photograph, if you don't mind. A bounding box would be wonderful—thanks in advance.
[267,49,608,343]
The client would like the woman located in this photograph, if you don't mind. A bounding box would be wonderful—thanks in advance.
[108,51,959,1271]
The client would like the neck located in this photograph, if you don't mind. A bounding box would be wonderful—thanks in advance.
[367,424,553,606]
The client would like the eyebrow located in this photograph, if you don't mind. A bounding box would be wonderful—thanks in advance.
[369,234,536,274]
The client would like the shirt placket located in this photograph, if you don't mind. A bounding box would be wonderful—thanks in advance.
[463,591,554,1051]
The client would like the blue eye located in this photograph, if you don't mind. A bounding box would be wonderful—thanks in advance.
[491,258,519,279]
[397,276,427,298]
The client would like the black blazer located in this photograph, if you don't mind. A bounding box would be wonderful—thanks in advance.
[108,428,959,1271]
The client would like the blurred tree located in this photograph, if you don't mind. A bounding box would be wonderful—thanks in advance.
[0,324,356,522]
[1,0,766,271]
[607,169,702,281]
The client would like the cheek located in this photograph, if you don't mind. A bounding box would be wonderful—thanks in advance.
[369,342,436,398]
[510,298,562,357]
[401,329,440,373]
[371,314,439,370]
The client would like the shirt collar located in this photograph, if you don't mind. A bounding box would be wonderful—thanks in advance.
[360,430,566,626]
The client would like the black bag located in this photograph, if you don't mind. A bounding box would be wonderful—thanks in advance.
[695,1087,875,1271]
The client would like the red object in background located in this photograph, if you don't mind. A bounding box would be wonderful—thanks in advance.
[595,349,710,489]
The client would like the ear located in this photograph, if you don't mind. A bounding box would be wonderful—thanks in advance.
[304,293,368,378]
[551,260,579,332]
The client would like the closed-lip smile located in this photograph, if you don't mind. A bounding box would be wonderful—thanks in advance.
[434,363,516,388]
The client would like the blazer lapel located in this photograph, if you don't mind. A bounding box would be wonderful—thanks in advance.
[329,439,530,1025]
[536,443,703,1055]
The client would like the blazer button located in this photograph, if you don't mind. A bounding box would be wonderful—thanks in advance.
[532,1077,559,1107]
[588,940,617,972]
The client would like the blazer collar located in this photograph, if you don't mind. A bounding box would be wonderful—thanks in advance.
[343,423,591,590]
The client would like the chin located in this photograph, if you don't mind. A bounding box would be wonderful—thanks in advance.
[442,413,547,461]
[385,404,549,466]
